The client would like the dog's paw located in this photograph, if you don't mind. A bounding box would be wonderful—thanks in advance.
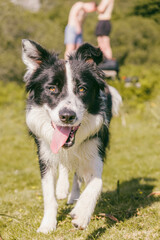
[37,218,57,234]
[70,208,90,230]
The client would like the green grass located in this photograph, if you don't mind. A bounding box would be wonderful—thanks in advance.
[0,80,160,240]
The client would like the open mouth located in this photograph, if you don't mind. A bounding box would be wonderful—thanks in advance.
[50,123,80,154]
[63,125,79,148]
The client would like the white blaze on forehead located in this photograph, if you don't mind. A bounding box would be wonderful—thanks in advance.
[44,61,85,127]
[65,61,75,96]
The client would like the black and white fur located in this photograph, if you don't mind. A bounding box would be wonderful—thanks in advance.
[22,39,122,233]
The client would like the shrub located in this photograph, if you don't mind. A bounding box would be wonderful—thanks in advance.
[111,17,160,65]
[0,0,159,85]
[132,0,160,23]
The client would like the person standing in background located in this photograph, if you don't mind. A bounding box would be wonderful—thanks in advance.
[64,1,97,59]
[96,0,114,60]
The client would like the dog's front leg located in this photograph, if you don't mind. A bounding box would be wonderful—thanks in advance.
[56,163,69,200]
[37,165,58,234]
[67,173,82,204]
[70,159,103,229]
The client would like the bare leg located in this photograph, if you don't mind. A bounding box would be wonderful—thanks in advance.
[64,44,76,60]
[97,36,112,59]
[75,43,82,50]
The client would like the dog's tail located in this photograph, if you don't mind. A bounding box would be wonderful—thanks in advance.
[108,85,122,117]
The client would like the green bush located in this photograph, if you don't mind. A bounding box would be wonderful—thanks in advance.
[0,0,72,83]
[108,64,160,110]
[0,0,159,90]
[111,16,160,65]
[132,0,160,23]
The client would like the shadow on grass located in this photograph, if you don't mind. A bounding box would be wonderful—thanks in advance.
[57,203,72,222]
[86,177,160,240]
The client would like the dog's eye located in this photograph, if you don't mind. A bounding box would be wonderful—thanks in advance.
[78,86,87,94]
[49,86,58,94]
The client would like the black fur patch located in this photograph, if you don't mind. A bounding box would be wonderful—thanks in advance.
[26,58,68,108]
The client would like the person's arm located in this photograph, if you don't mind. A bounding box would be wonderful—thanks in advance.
[68,2,84,23]
[83,2,97,13]
[97,0,111,14]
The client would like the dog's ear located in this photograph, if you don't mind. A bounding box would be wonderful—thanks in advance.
[74,43,103,65]
[22,39,50,72]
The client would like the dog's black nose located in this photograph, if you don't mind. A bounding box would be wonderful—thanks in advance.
[59,109,76,124]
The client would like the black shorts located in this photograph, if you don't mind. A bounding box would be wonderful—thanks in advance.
[95,20,111,36]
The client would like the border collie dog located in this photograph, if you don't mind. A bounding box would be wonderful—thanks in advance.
[22,39,121,233]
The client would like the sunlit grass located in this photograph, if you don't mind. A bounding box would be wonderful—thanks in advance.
[0,81,160,240]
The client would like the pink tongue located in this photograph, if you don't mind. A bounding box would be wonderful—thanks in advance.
[50,126,71,154]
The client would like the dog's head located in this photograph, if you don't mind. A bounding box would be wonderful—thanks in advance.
[22,40,108,152]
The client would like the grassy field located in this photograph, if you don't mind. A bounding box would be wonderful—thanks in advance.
[0,80,160,240]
